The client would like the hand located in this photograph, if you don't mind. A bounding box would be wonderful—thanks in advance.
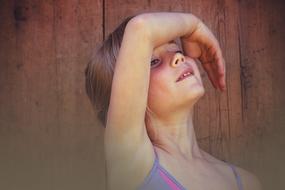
[181,21,226,91]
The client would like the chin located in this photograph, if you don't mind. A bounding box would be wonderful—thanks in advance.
[185,85,205,105]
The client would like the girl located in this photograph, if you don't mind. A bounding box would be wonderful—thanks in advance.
[85,12,262,190]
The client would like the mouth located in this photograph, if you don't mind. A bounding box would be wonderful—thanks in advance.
[176,67,195,82]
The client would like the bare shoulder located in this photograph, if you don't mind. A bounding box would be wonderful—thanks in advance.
[200,149,263,190]
[234,166,263,190]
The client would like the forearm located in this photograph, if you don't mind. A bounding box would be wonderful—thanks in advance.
[133,12,201,47]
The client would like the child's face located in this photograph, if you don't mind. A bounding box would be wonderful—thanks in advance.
[147,42,205,117]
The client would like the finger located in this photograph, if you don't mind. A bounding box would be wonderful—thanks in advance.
[202,62,219,89]
[219,58,226,91]
[200,47,219,89]
[182,42,201,58]
[208,45,225,91]
[215,51,226,91]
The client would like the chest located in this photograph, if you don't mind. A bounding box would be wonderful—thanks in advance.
[159,158,239,190]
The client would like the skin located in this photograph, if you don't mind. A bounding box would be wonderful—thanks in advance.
[145,42,262,190]
[146,42,205,161]
[104,13,262,190]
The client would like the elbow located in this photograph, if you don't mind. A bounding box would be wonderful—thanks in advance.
[125,15,151,40]
[127,14,148,28]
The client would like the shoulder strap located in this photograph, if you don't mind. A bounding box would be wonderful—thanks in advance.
[137,148,160,189]
[226,162,244,190]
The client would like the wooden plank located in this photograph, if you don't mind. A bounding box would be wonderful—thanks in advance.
[238,0,285,189]
[52,0,105,189]
[0,0,104,189]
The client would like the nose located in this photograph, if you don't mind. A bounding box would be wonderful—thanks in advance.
[170,52,185,67]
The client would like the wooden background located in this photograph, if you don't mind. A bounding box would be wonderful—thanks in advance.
[0,0,284,189]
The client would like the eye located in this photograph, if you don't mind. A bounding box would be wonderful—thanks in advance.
[150,58,161,68]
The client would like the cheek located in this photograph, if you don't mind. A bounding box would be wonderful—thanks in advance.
[149,74,165,97]
[148,71,173,103]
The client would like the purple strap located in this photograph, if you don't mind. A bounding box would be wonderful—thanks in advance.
[226,162,244,190]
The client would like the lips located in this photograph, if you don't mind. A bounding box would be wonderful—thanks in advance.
[176,67,195,82]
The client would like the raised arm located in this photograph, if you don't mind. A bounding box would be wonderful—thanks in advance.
[104,12,224,190]
[106,12,201,132]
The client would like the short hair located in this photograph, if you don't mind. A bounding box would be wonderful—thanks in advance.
[85,15,135,127]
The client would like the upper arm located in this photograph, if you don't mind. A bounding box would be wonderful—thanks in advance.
[104,17,155,190]
[236,167,263,190]
[106,17,153,133]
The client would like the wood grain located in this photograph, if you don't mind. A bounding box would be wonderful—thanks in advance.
[0,0,284,189]
[0,0,105,190]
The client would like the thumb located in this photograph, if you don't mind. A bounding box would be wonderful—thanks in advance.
[182,41,201,58]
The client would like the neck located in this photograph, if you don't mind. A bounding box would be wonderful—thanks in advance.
[147,108,204,161]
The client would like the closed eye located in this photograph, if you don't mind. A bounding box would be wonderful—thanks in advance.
[150,50,183,68]
[150,59,161,68]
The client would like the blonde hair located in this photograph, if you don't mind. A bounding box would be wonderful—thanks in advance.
[85,15,135,127]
